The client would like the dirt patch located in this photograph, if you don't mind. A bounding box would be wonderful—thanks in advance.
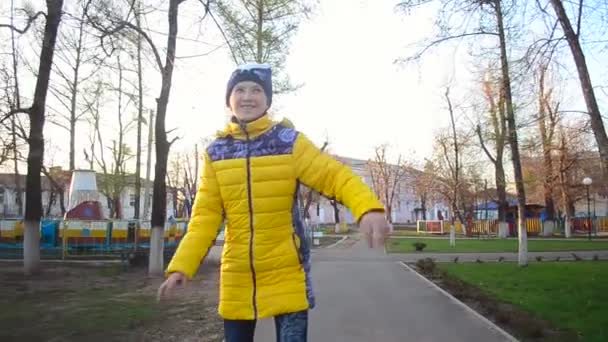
[0,259,223,342]
[412,258,581,342]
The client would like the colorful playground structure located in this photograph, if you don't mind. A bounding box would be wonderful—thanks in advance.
[0,170,213,260]
[0,218,197,259]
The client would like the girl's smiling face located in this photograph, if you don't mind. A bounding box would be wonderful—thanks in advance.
[229,81,268,122]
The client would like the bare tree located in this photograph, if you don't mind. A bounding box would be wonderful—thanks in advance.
[133,0,144,220]
[87,0,186,275]
[439,87,466,226]
[476,68,508,222]
[147,0,185,275]
[547,0,608,182]
[555,121,596,218]
[411,160,439,221]
[397,0,528,265]
[0,67,16,167]
[166,152,182,218]
[536,60,560,221]
[41,166,67,216]
[206,0,312,93]
[143,109,154,219]
[85,76,134,219]
[8,0,24,216]
[48,0,100,171]
[367,144,407,224]
[493,0,528,265]
[0,0,64,275]
[300,141,328,219]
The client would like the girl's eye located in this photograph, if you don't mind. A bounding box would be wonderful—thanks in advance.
[253,88,262,93]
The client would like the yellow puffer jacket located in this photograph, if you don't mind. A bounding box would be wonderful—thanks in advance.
[166,114,384,320]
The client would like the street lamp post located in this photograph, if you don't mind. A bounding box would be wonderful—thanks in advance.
[583,177,593,241]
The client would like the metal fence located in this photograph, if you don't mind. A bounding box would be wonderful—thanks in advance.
[414,217,606,237]
[0,218,195,261]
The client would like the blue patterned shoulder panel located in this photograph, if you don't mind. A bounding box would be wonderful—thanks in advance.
[207,123,298,161]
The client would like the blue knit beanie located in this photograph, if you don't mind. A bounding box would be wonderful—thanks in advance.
[225,63,273,108]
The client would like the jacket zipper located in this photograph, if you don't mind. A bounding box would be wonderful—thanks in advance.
[241,123,258,319]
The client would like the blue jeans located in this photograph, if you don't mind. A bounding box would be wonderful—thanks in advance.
[224,310,308,342]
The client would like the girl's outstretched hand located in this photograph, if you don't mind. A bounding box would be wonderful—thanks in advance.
[157,272,187,302]
[359,211,390,248]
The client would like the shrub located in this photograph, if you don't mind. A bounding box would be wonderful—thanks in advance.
[415,258,436,274]
[412,242,427,251]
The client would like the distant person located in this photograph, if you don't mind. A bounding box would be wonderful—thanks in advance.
[157,63,389,342]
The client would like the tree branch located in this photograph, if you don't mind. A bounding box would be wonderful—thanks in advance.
[0,11,46,34]
[200,0,242,64]
[86,12,164,72]
[476,125,497,165]
[576,0,583,37]
[169,136,180,147]
[396,31,498,63]
[0,107,30,125]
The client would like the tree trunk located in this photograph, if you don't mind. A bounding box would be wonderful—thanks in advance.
[559,131,576,219]
[143,109,154,219]
[538,66,555,220]
[114,196,122,219]
[69,44,81,171]
[68,1,88,171]
[11,117,22,217]
[24,0,63,275]
[495,0,527,266]
[58,187,66,215]
[479,74,508,222]
[549,0,608,181]
[10,0,23,217]
[42,168,66,216]
[45,190,55,216]
[496,164,508,221]
[149,0,181,276]
[172,189,178,218]
[256,0,264,62]
[420,195,427,220]
[445,88,464,226]
[134,0,143,220]
[105,195,113,218]
[149,225,164,278]
[303,190,314,219]
[496,95,508,222]
[331,200,340,223]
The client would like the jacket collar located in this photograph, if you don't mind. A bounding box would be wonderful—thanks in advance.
[218,114,274,139]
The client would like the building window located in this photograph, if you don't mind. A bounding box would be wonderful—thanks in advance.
[0,188,4,204]
[130,194,136,207]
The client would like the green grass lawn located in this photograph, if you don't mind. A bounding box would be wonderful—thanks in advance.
[440,262,608,342]
[390,230,421,236]
[386,237,608,253]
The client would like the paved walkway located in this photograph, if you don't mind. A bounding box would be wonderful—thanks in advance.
[252,240,515,342]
